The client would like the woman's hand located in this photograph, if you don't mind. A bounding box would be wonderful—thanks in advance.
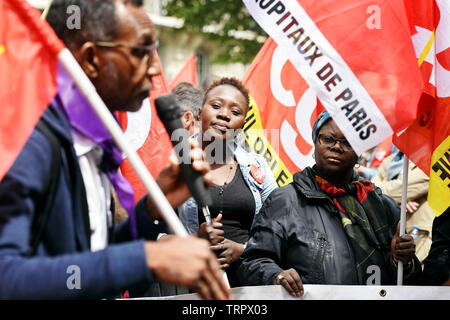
[210,238,245,269]
[196,214,224,245]
[273,269,304,297]
[391,222,416,267]
[146,139,211,219]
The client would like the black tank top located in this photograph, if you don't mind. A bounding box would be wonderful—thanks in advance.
[198,164,256,244]
[198,164,256,287]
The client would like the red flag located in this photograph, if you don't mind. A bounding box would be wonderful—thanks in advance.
[168,54,198,91]
[0,0,65,180]
[369,135,393,169]
[118,51,173,202]
[243,38,324,186]
[394,0,450,174]
[394,0,450,215]
[243,0,423,156]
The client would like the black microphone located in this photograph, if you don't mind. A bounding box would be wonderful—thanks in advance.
[155,93,213,217]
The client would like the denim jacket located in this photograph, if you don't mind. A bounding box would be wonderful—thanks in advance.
[178,142,278,234]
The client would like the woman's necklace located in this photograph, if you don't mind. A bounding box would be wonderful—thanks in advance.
[218,160,236,215]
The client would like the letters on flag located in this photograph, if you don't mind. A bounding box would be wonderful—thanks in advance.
[394,0,450,216]
[118,52,173,203]
[243,0,423,156]
[168,54,199,91]
[0,0,64,180]
[243,38,324,186]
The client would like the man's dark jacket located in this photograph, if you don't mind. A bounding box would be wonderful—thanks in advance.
[0,105,168,299]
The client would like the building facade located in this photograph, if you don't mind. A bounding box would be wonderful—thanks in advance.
[29,0,251,86]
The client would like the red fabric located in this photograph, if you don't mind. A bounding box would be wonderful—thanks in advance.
[242,0,423,180]
[297,0,423,134]
[393,0,450,175]
[118,52,172,203]
[168,54,198,91]
[369,135,393,168]
[315,176,374,212]
[0,0,64,181]
[315,176,346,197]
[243,38,325,176]
[352,180,374,204]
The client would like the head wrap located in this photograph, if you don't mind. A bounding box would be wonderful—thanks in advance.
[312,110,332,143]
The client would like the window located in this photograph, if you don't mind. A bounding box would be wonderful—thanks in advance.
[196,48,209,89]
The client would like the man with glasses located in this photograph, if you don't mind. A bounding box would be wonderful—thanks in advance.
[0,0,230,300]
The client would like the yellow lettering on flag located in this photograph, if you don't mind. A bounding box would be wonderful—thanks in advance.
[0,45,5,55]
[428,136,450,216]
[243,96,293,187]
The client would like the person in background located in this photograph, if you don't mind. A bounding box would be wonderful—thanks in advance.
[0,0,229,300]
[172,82,204,137]
[178,77,278,287]
[356,138,395,180]
[372,149,435,266]
[422,208,450,285]
[140,82,205,297]
[237,110,421,297]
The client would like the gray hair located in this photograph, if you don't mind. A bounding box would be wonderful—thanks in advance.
[172,85,204,121]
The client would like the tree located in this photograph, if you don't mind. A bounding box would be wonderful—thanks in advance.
[163,0,267,64]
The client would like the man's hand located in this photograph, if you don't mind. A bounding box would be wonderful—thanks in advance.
[274,268,304,297]
[146,139,211,218]
[406,200,420,214]
[144,236,231,300]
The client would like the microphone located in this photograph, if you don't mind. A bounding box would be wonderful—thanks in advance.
[155,93,213,223]
[155,93,231,290]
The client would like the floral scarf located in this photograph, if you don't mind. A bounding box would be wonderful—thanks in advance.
[315,175,392,283]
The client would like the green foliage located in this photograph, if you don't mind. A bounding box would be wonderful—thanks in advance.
[163,0,267,64]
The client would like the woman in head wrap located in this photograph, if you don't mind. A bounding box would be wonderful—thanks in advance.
[237,110,421,296]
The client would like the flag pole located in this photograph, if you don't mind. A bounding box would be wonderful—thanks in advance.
[40,0,54,20]
[57,49,189,237]
[397,154,409,285]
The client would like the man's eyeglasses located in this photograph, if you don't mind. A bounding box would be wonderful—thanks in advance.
[95,40,159,60]
[318,134,353,152]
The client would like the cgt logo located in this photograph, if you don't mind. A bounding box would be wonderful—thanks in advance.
[270,44,322,172]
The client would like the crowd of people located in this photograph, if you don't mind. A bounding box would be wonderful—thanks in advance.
[0,0,448,300]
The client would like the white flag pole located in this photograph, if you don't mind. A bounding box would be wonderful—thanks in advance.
[57,49,189,237]
[40,0,54,20]
[397,154,409,285]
